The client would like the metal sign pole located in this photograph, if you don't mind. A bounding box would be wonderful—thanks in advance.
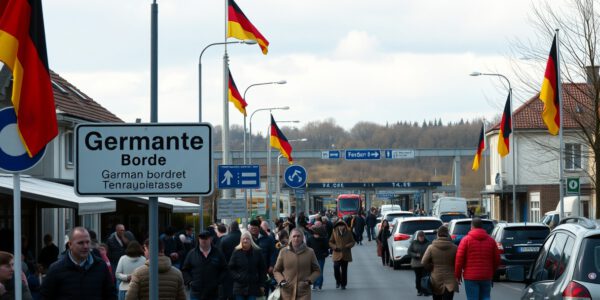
[149,1,159,299]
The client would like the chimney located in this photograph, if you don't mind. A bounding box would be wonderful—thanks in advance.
[586,65,600,84]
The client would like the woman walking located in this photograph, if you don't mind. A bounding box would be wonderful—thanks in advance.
[376,220,391,267]
[229,231,267,300]
[328,220,355,290]
[273,229,321,300]
[115,241,146,300]
[408,231,431,296]
[306,225,328,290]
[421,226,458,300]
[0,251,33,300]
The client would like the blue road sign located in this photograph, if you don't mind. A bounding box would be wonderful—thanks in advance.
[218,165,260,189]
[321,150,341,159]
[345,149,381,160]
[0,107,45,172]
[285,165,307,188]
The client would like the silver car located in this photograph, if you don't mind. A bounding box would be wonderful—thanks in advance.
[516,217,600,299]
[387,216,442,269]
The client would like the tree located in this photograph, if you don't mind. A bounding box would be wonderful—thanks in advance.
[513,0,600,216]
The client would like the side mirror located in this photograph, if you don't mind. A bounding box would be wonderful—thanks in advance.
[506,266,525,282]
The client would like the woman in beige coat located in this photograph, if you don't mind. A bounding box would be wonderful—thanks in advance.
[328,219,355,289]
[274,229,321,300]
[421,226,458,300]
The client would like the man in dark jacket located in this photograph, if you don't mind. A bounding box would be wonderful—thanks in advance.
[218,221,241,300]
[38,234,59,270]
[307,225,329,290]
[351,213,366,245]
[365,209,377,242]
[182,231,227,300]
[106,224,135,277]
[249,219,276,293]
[41,227,116,299]
[162,226,185,269]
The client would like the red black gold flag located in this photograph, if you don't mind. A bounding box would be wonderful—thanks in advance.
[228,70,247,116]
[270,114,293,163]
[227,0,269,54]
[539,34,560,135]
[472,124,485,171]
[498,95,512,157]
[0,0,57,157]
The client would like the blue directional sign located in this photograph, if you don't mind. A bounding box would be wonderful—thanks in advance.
[0,107,45,172]
[285,165,307,189]
[321,150,341,159]
[345,149,381,160]
[218,165,260,189]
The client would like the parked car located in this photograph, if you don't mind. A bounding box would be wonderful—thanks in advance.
[448,218,495,245]
[375,210,414,236]
[516,217,600,299]
[387,216,443,269]
[411,229,437,243]
[491,222,550,280]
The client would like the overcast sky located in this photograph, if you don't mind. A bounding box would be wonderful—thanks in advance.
[42,0,565,135]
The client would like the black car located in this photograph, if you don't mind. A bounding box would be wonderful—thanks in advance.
[491,223,550,280]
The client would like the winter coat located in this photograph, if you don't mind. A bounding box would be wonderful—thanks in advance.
[422,237,459,295]
[125,255,186,300]
[40,253,115,300]
[229,248,267,297]
[351,215,366,234]
[306,234,329,260]
[115,255,147,291]
[273,244,321,300]
[219,229,241,263]
[365,213,377,228]
[1,278,33,300]
[181,247,227,299]
[161,235,185,266]
[454,228,500,281]
[328,220,355,262]
[377,226,391,247]
[253,230,276,268]
[407,238,430,268]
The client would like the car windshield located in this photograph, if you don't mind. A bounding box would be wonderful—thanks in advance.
[386,213,413,222]
[502,227,549,242]
[440,214,467,223]
[574,236,600,284]
[399,220,443,235]
[453,221,495,235]
[338,198,359,211]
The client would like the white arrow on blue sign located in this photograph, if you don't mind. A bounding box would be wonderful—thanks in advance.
[218,165,260,189]
[345,149,381,160]
[285,165,307,188]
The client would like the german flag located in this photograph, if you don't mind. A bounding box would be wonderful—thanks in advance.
[227,0,269,54]
[270,114,292,163]
[228,69,247,116]
[539,34,559,135]
[498,95,512,157]
[0,0,57,157]
[472,124,485,171]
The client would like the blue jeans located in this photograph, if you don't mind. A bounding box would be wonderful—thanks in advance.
[235,296,256,300]
[464,280,492,300]
[314,258,326,288]
[118,290,127,300]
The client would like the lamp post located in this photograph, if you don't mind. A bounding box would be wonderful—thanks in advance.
[197,39,255,231]
[266,120,299,220]
[277,138,307,217]
[247,106,289,219]
[470,71,517,222]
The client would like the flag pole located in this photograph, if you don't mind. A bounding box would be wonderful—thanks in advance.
[555,29,565,219]
[14,173,22,300]
[222,0,233,206]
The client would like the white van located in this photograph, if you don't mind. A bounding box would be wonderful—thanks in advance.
[541,196,584,229]
[432,197,468,223]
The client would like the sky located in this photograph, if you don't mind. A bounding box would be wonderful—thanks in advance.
[42,0,568,136]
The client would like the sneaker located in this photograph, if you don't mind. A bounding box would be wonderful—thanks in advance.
[341,286,346,290]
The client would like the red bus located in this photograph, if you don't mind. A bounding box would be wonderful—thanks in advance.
[336,194,362,219]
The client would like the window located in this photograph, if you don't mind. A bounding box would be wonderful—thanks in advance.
[64,131,74,166]
[530,192,541,223]
[565,143,582,170]
[532,234,555,281]
[543,233,568,280]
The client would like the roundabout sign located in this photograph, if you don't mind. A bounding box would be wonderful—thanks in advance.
[0,107,45,172]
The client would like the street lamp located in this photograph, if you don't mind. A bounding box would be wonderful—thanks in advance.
[277,138,308,217]
[266,120,299,220]
[470,71,517,222]
[197,40,256,231]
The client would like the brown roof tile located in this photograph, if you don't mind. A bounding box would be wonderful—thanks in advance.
[51,70,123,123]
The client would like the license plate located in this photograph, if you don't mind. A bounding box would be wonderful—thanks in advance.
[519,247,539,252]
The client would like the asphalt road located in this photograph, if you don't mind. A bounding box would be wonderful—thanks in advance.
[312,239,525,299]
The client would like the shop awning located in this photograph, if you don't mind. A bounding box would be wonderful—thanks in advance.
[158,197,199,213]
[0,174,116,215]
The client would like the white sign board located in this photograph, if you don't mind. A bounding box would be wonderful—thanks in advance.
[217,198,247,219]
[385,149,415,159]
[75,123,213,196]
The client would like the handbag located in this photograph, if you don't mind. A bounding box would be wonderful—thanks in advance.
[420,273,433,295]
[267,286,281,300]
[376,241,382,257]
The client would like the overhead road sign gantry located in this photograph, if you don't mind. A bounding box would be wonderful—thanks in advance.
[321,150,341,159]
[384,149,415,159]
[345,149,381,160]
[218,165,260,189]
[307,181,443,189]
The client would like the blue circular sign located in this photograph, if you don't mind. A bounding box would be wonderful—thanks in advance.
[0,107,45,172]
[284,165,307,189]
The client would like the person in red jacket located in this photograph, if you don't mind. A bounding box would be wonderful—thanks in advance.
[454,217,500,300]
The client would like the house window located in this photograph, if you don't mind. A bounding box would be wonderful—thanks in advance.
[565,143,582,170]
[530,192,540,223]
[65,131,74,166]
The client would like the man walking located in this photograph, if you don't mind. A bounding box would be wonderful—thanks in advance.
[182,230,227,300]
[41,227,116,299]
[328,219,355,290]
[455,217,500,300]
[365,208,377,242]
[107,224,135,276]
[218,221,241,300]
